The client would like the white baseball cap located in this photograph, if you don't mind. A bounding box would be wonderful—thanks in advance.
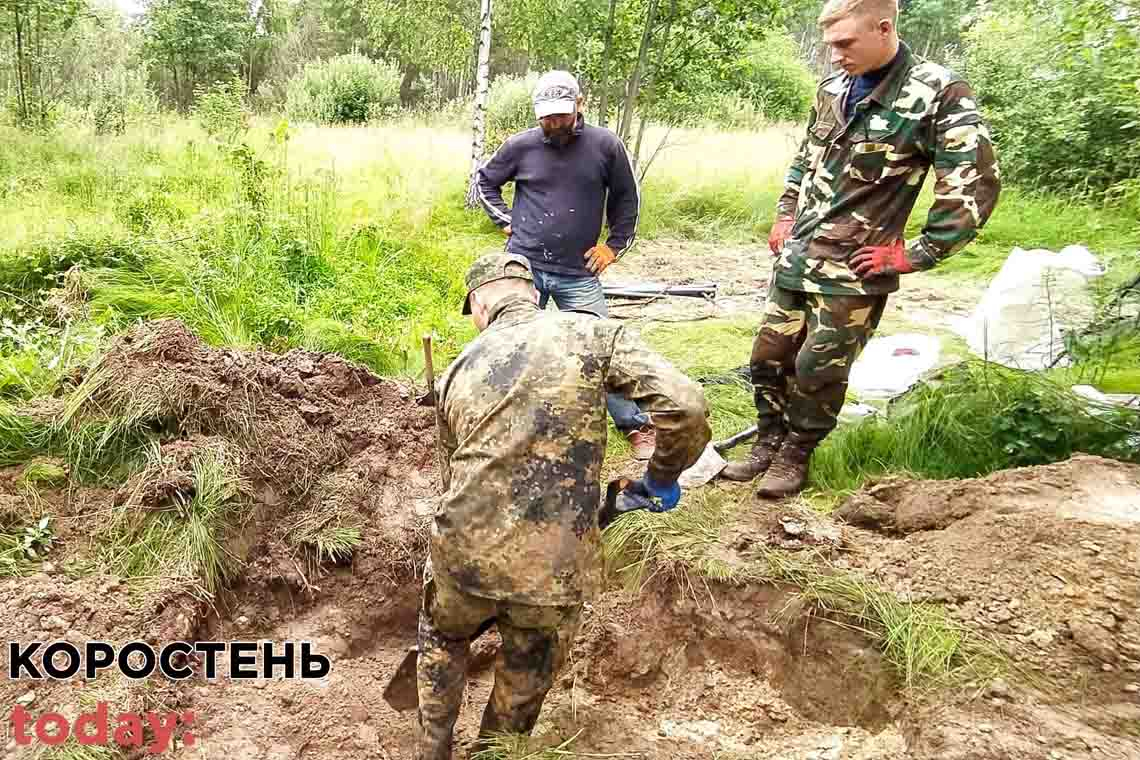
[533,70,581,118]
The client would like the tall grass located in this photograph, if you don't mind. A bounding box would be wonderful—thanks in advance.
[101,441,248,597]
[810,361,1140,502]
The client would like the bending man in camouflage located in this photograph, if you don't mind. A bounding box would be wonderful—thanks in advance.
[722,0,1000,496]
[415,252,711,758]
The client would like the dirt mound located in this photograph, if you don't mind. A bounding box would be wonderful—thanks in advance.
[838,455,1140,534]
[837,455,1140,753]
[2,319,440,757]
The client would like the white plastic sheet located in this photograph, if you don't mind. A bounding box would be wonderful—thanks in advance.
[952,245,1105,370]
[848,333,942,399]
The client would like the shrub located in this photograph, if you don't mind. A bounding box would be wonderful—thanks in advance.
[485,73,540,153]
[192,77,250,143]
[284,53,401,125]
[962,6,1140,199]
[730,32,816,123]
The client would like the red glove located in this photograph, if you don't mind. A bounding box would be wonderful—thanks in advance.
[850,240,913,278]
[768,217,795,256]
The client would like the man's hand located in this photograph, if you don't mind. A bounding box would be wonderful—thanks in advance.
[768,216,795,256]
[502,224,512,236]
[627,473,682,512]
[584,243,617,275]
[850,240,913,278]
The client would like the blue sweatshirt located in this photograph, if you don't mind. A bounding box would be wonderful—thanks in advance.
[474,114,641,276]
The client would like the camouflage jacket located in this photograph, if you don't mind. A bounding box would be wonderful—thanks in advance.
[775,42,1001,296]
[431,297,711,606]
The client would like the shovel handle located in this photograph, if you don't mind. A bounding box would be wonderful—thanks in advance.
[713,424,759,453]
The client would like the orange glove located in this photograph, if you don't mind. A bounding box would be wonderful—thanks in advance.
[850,240,913,278]
[585,243,617,274]
[768,216,794,256]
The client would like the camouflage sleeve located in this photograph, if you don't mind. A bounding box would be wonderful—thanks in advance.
[775,102,817,219]
[604,326,712,483]
[906,80,1001,270]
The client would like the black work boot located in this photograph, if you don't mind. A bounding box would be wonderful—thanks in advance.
[755,437,816,498]
[720,427,785,482]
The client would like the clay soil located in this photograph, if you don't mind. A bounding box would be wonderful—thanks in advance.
[3,318,1140,760]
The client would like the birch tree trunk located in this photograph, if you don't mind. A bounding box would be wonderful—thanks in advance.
[632,0,676,170]
[13,6,28,125]
[597,0,618,128]
[465,0,493,208]
[618,0,659,145]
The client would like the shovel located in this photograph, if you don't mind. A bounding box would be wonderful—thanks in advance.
[381,477,658,712]
[675,424,760,488]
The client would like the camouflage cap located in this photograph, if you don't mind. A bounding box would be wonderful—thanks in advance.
[462,252,535,314]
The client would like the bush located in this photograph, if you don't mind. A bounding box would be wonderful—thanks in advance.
[284,53,401,125]
[485,73,540,153]
[730,32,816,123]
[192,77,250,143]
[963,6,1140,199]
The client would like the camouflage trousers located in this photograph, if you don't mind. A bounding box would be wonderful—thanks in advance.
[748,286,887,444]
[415,562,582,760]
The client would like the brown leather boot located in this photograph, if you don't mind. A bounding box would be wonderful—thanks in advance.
[720,428,785,482]
[755,438,815,498]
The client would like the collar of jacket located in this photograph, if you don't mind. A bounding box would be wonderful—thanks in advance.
[865,41,915,109]
[541,112,586,146]
[485,295,541,330]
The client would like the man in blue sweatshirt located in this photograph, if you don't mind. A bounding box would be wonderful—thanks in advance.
[475,70,656,459]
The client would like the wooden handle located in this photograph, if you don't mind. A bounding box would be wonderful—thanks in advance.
[422,335,436,402]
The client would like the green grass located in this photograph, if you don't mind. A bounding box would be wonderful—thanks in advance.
[0,402,55,465]
[100,441,247,597]
[906,183,1140,280]
[471,731,595,760]
[809,361,1140,505]
[601,488,1001,690]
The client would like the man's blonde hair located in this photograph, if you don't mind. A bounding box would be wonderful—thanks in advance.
[818,0,899,28]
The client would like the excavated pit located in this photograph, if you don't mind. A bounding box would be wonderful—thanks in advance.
[4,319,1140,759]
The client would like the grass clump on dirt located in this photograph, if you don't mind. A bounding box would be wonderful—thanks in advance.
[471,730,592,760]
[289,503,363,565]
[809,361,1140,505]
[101,441,248,598]
[602,488,1000,689]
[0,517,56,578]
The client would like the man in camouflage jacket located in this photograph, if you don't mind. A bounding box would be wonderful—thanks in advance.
[721,0,1001,497]
[415,252,711,758]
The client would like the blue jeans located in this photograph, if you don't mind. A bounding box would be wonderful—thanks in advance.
[531,268,651,434]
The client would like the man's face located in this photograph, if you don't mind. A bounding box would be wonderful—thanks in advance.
[823,14,895,76]
[539,102,578,144]
[470,290,491,332]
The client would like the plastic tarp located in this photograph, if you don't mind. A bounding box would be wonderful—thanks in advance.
[951,245,1106,370]
[848,333,942,399]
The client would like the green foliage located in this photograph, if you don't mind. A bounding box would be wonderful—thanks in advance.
[0,0,88,129]
[63,3,159,135]
[362,0,478,75]
[142,0,260,110]
[0,515,55,576]
[192,76,251,142]
[898,0,979,57]
[810,362,1140,501]
[727,32,816,122]
[963,1,1140,199]
[484,72,539,153]
[284,52,402,124]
